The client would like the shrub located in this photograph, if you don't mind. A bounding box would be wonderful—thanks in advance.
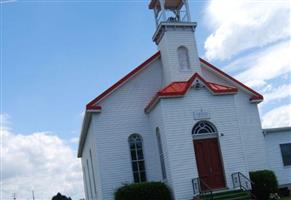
[278,187,290,197]
[250,170,278,200]
[114,182,172,200]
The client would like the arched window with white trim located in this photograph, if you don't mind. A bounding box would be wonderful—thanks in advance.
[192,121,218,139]
[177,46,190,70]
[128,134,147,183]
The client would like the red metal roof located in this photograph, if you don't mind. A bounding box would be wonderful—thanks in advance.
[158,82,189,96]
[86,105,102,111]
[207,82,238,93]
[145,73,238,112]
[250,95,264,101]
[158,73,238,95]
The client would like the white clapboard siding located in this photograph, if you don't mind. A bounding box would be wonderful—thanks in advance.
[80,54,272,200]
[85,58,163,200]
[264,129,291,186]
[159,88,249,200]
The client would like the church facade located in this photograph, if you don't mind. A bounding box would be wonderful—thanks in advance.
[77,0,291,199]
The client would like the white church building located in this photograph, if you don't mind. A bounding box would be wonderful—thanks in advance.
[77,0,291,199]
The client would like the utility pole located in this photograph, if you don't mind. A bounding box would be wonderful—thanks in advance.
[32,191,35,200]
[12,193,16,200]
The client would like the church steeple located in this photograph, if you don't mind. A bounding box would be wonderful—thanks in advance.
[149,0,201,85]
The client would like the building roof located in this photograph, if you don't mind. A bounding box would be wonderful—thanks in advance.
[86,53,263,113]
[144,73,238,112]
[78,51,264,157]
[263,127,291,134]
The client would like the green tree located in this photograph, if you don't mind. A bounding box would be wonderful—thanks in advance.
[51,193,72,200]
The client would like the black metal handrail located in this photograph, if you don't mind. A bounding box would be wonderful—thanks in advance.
[231,172,256,199]
[192,177,214,200]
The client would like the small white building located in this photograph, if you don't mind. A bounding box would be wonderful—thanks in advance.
[264,127,291,188]
[77,1,291,199]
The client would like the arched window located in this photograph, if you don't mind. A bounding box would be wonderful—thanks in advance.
[177,46,190,70]
[192,121,217,139]
[128,134,147,183]
[156,127,167,180]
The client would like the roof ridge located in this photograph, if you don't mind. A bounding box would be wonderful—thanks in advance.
[145,72,238,113]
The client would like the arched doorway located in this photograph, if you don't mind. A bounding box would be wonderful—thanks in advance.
[192,121,225,190]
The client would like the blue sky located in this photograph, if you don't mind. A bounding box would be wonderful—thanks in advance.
[1,0,290,199]
[2,1,207,140]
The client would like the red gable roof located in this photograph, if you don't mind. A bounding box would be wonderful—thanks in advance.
[158,73,237,96]
[158,82,189,96]
[145,73,238,112]
[86,52,263,112]
[207,82,238,93]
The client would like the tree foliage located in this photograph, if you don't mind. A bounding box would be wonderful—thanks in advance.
[51,193,72,200]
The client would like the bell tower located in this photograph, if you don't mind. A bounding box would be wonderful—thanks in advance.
[149,0,201,85]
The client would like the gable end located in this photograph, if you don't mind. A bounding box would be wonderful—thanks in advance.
[86,52,161,110]
[199,58,263,102]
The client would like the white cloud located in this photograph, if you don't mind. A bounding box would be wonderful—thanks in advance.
[0,0,17,4]
[1,113,11,131]
[262,104,291,128]
[225,40,291,88]
[262,83,291,104]
[204,0,291,61]
[0,114,84,200]
[69,137,79,144]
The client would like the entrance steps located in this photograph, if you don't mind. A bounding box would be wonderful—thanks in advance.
[199,189,253,200]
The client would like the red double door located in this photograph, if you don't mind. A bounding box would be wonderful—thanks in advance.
[193,138,225,190]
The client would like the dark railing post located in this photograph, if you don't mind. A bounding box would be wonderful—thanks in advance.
[238,173,241,190]
[192,178,198,196]
[192,177,214,200]
[231,173,235,189]
[192,179,194,195]
[231,172,257,200]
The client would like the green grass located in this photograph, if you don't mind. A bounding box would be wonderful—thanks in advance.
[281,197,291,200]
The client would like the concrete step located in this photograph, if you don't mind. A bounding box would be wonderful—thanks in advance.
[200,189,252,200]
